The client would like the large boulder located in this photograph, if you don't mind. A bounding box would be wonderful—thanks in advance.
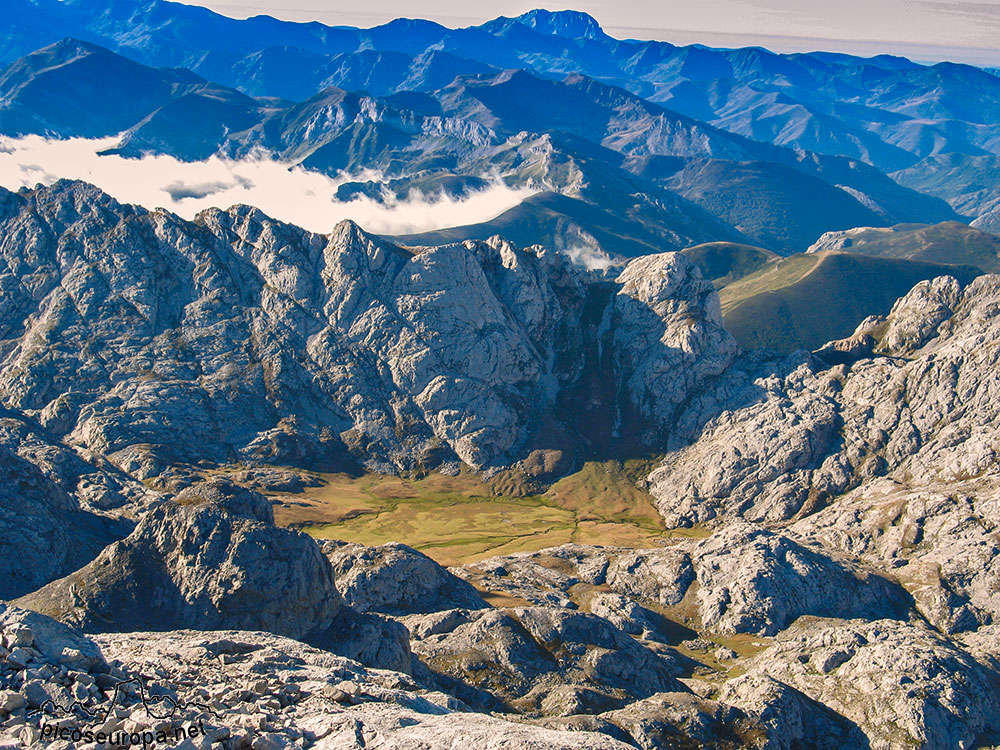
[321,540,488,616]
[15,479,413,673]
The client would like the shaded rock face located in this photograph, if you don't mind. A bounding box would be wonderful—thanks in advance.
[0,445,130,600]
[0,181,734,480]
[719,674,870,750]
[611,254,737,441]
[320,540,488,616]
[14,480,343,640]
[0,406,149,513]
[738,618,1000,750]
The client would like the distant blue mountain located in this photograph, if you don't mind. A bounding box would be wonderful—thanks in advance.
[4,0,998,187]
[1,1,995,254]
[1,36,966,255]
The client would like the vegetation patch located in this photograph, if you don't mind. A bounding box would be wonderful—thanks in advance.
[232,461,676,566]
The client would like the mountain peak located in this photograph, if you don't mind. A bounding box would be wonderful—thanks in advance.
[513,9,608,40]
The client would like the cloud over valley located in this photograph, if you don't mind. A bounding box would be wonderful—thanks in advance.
[0,135,536,236]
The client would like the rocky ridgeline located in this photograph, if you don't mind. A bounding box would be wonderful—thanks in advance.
[0,180,733,482]
[648,274,1000,635]
[3,179,1000,748]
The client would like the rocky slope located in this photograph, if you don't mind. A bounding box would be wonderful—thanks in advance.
[648,273,1000,640]
[0,180,734,482]
[3,179,1000,748]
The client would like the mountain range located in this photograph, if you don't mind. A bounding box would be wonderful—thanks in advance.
[3,5,1000,749]
[3,177,1000,750]
[3,2,998,262]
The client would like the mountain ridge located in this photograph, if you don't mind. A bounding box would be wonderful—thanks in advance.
[0,36,963,258]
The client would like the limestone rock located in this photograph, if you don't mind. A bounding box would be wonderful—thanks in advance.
[0,445,130,600]
[411,606,687,714]
[739,617,1000,750]
[0,181,738,480]
[15,480,343,640]
[719,674,868,750]
[456,544,695,611]
[610,252,737,441]
[692,523,911,636]
[0,607,631,750]
[320,540,488,616]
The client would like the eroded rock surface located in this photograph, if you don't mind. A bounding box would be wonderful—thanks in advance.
[0,444,131,600]
[15,480,342,639]
[410,605,689,715]
[0,181,734,480]
[738,618,1000,750]
[0,606,633,750]
[321,540,488,616]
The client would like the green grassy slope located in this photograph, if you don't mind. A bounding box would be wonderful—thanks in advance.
[815,221,1000,272]
[720,251,983,352]
[681,242,781,287]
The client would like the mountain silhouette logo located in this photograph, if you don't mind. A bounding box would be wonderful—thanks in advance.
[27,676,220,725]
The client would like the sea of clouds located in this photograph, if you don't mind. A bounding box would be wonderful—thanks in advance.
[0,135,536,235]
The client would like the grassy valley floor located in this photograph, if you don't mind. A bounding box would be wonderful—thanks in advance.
[228,461,684,567]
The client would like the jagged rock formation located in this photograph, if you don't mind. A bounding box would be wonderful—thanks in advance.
[320,541,488,615]
[735,618,1000,750]
[647,274,1000,635]
[13,480,409,672]
[15,481,343,638]
[691,523,911,636]
[410,606,689,714]
[4,177,1000,749]
[0,605,635,750]
[456,532,910,639]
[0,180,733,481]
[0,444,131,600]
[650,274,1000,525]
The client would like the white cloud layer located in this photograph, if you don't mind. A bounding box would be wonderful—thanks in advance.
[0,135,536,236]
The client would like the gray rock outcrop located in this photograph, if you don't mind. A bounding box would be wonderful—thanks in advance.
[650,274,1000,531]
[737,618,1000,750]
[0,445,130,600]
[0,181,735,482]
[0,606,633,750]
[692,523,911,636]
[15,479,412,673]
[15,480,343,640]
[320,540,488,616]
[410,605,688,714]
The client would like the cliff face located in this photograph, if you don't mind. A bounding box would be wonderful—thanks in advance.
[0,180,735,479]
[649,273,1000,634]
[5,180,1000,750]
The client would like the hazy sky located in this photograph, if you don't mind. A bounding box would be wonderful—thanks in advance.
[182,0,1000,66]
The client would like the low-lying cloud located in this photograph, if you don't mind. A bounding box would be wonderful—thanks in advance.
[0,135,537,236]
